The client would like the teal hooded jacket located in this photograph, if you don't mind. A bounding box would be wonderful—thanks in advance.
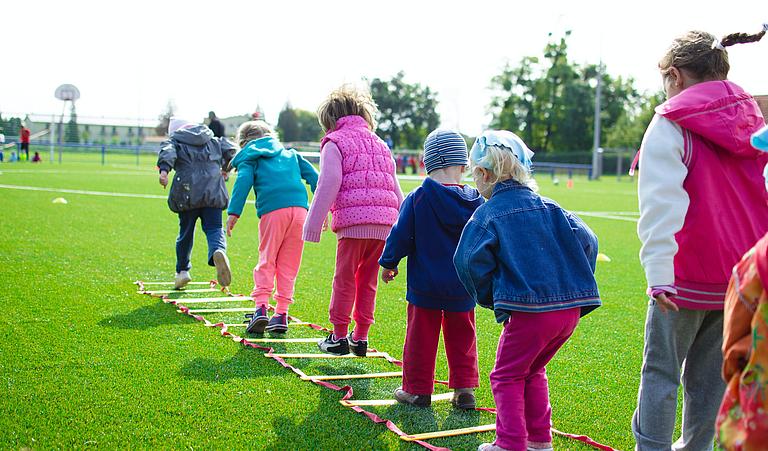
[227,136,318,218]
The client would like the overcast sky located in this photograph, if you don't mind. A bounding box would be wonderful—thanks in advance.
[1,0,766,135]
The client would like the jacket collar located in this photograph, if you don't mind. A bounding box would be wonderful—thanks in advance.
[490,179,531,198]
[335,115,369,131]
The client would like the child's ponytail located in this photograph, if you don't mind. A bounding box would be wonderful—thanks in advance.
[720,24,767,47]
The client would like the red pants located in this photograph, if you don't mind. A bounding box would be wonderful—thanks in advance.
[329,238,385,337]
[402,303,479,395]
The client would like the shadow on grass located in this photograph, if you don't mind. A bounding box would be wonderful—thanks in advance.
[98,301,195,330]
[179,346,290,382]
[267,382,391,450]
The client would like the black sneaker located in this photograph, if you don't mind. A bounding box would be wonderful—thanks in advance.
[266,313,288,334]
[317,333,349,355]
[245,306,269,334]
[348,333,367,357]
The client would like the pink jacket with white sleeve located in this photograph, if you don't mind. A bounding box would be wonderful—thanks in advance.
[638,80,768,310]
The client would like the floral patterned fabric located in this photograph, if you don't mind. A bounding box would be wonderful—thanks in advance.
[717,233,768,450]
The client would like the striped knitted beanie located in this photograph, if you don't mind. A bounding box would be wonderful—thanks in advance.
[423,129,468,174]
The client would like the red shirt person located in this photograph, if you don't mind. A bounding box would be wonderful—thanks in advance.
[20,126,31,160]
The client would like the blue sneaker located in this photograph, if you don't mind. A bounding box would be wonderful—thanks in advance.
[245,306,268,334]
[266,313,288,334]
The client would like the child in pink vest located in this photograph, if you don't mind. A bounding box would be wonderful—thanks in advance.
[303,84,403,356]
[633,27,768,451]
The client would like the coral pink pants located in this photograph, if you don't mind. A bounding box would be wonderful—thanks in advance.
[329,238,385,339]
[402,303,479,395]
[251,207,307,315]
[491,308,580,451]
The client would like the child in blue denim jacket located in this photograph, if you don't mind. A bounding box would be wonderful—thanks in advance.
[454,130,601,451]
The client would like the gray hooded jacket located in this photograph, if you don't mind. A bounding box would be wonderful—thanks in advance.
[157,125,236,213]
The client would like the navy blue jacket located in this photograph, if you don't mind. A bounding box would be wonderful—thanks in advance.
[454,180,601,323]
[379,177,485,311]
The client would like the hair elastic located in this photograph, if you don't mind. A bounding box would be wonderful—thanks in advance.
[711,39,725,50]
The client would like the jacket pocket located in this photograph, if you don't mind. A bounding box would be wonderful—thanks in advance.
[168,173,193,212]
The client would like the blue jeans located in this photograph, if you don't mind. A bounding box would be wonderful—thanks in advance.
[175,207,226,273]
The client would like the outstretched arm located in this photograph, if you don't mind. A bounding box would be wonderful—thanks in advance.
[454,219,497,310]
[302,142,342,243]
[297,153,319,193]
[379,193,416,280]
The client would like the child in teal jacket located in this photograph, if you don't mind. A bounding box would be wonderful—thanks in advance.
[226,121,318,334]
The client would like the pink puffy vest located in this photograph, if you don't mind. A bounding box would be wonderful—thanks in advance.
[321,115,400,231]
[657,81,768,309]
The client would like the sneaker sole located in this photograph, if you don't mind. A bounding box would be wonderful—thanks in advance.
[246,318,268,334]
[265,324,288,334]
[174,277,191,290]
[212,251,231,287]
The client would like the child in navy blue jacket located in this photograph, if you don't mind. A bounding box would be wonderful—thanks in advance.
[379,129,485,409]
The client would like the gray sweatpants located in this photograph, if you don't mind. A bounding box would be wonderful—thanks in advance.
[632,301,725,451]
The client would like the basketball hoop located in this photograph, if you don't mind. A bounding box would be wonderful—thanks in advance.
[54,84,80,102]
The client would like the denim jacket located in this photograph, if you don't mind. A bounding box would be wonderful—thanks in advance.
[453,180,601,323]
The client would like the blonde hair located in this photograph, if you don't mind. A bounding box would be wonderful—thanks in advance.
[236,120,276,148]
[659,28,766,81]
[471,145,538,192]
[317,84,378,132]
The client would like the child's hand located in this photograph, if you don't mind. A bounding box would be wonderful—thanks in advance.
[653,293,679,314]
[322,214,330,232]
[226,215,238,237]
[159,171,169,189]
[381,267,398,283]
[221,170,229,182]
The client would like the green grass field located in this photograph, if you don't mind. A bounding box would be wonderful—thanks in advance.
[0,159,654,450]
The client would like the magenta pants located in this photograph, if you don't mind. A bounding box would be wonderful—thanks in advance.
[402,303,479,395]
[251,207,307,314]
[490,308,580,451]
[328,238,384,337]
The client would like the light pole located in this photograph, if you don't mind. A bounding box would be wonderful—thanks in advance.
[590,62,603,180]
[54,84,80,164]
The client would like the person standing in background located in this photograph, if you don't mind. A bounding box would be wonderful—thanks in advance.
[19,124,30,161]
[208,111,225,138]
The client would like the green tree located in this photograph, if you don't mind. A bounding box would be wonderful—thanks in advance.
[277,104,300,141]
[605,90,665,149]
[65,104,80,143]
[369,71,440,149]
[156,100,176,136]
[489,33,648,153]
[277,104,323,142]
[295,109,322,141]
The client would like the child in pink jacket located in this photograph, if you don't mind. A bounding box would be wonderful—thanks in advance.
[303,84,403,356]
[633,27,768,451]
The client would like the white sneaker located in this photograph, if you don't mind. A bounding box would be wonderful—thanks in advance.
[212,250,231,287]
[174,271,191,290]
